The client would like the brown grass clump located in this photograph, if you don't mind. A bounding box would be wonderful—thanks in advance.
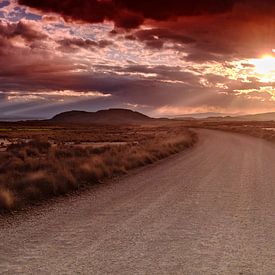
[0,124,197,212]
[0,189,15,211]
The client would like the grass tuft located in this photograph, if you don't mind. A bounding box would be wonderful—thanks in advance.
[0,189,15,211]
[0,124,197,212]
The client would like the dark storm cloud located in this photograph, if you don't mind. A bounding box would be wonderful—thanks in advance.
[131,28,195,49]
[1,0,275,118]
[16,0,275,61]
[19,0,241,29]
[126,26,233,58]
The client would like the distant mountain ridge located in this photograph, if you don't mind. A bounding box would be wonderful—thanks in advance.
[173,112,234,119]
[3,109,275,124]
[232,112,275,121]
[51,108,153,124]
[174,111,275,122]
[204,112,275,122]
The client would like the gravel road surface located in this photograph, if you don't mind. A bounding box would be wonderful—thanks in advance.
[0,130,274,274]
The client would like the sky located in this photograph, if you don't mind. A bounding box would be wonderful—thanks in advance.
[0,0,274,119]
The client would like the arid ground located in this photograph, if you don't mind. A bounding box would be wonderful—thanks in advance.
[0,121,196,211]
[0,129,274,274]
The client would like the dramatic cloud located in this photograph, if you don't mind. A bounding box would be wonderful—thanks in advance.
[0,20,46,41]
[57,38,113,52]
[19,0,242,28]
[0,0,274,118]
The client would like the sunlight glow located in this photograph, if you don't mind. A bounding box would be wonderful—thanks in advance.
[250,55,275,82]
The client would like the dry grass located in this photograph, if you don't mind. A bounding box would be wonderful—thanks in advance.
[0,124,197,212]
[192,120,275,143]
[0,189,15,210]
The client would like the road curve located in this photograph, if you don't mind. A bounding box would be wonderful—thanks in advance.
[0,129,274,274]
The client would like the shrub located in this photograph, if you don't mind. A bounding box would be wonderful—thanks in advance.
[0,125,197,212]
[0,189,15,211]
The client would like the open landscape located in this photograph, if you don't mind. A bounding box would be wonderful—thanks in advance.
[3,108,275,213]
[1,123,275,274]
[1,109,275,274]
[0,109,197,211]
[1,0,275,274]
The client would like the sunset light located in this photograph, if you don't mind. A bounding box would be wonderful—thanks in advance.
[250,55,275,82]
[1,1,275,274]
[0,1,275,117]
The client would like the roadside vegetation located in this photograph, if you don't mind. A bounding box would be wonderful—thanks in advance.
[193,121,275,143]
[0,123,197,212]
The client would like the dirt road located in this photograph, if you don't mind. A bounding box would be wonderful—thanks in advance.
[0,130,274,274]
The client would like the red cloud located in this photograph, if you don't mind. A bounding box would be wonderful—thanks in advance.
[0,20,46,41]
[19,0,241,28]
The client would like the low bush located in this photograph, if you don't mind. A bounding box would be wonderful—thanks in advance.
[0,189,15,211]
[0,126,197,212]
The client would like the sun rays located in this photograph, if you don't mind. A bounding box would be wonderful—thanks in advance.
[250,54,275,82]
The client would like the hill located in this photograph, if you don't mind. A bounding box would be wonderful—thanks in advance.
[51,108,153,124]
